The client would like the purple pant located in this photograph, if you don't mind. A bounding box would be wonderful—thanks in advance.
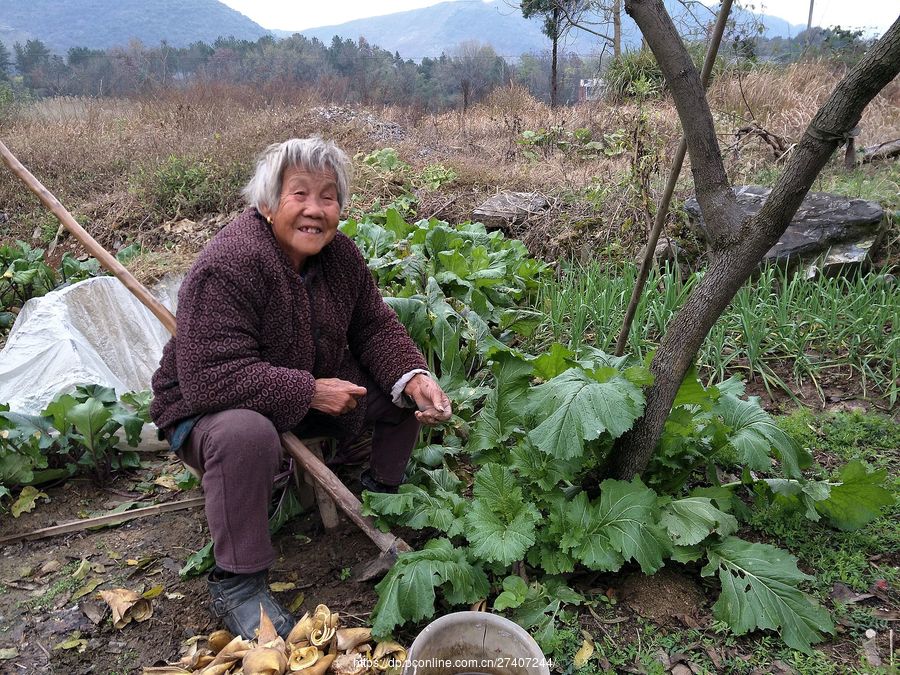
[175,386,419,573]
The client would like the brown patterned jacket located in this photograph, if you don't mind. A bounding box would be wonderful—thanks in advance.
[150,208,427,435]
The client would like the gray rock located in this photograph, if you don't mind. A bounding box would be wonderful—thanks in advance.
[473,191,549,229]
[636,237,682,265]
[684,185,886,269]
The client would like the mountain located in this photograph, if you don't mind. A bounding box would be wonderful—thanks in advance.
[0,0,270,53]
[297,0,807,60]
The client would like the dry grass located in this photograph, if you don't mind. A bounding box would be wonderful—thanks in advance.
[1,65,898,273]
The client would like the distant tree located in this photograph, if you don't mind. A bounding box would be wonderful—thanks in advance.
[14,39,59,91]
[449,41,506,111]
[521,0,583,107]
[68,46,105,67]
[0,40,11,80]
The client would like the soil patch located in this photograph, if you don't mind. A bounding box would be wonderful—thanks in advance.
[619,568,708,625]
[0,454,381,674]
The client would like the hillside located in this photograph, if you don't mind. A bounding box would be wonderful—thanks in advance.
[0,0,269,53]
[297,0,807,60]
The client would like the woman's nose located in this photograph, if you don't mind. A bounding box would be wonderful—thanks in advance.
[302,197,326,215]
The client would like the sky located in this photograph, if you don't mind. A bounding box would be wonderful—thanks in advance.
[219,0,897,35]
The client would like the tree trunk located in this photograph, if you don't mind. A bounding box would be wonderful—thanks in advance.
[550,6,560,108]
[608,5,900,480]
[613,0,622,58]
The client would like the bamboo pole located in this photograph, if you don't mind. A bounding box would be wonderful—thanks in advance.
[0,497,205,546]
[0,139,409,557]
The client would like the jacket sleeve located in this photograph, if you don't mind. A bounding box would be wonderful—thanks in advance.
[175,266,316,431]
[344,242,428,395]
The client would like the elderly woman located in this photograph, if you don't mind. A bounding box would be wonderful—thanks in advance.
[150,138,451,639]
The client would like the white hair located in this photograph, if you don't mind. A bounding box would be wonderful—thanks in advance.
[242,137,352,212]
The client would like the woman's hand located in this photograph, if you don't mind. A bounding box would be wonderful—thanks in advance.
[311,378,367,416]
[404,373,452,425]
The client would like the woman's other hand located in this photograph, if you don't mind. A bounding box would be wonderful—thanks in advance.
[311,378,367,415]
[404,374,452,425]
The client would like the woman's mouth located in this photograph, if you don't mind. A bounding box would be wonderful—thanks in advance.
[298,226,322,234]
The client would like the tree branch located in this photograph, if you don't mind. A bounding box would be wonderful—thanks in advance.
[623,0,743,248]
[606,13,900,480]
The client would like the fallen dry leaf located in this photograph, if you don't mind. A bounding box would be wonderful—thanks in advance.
[142,585,165,600]
[154,475,181,491]
[830,582,874,605]
[79,598,107,625]
[100,588,153,628]
[862,635,881,668]
[11,486,50,518]
[71,559,91,581]
[573,636,594,668]
[872,609,899,621]
[53,631,88,653]
[0,648,18,661]
[40,560,63,576]
[72,577,105,601]
[165,592,186,600]
[288,592,306,614]
[269,581,296,593]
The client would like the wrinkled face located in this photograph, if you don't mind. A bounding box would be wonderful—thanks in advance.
[261,166,341,270]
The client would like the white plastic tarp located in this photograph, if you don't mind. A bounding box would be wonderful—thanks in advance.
[0,275,181,414]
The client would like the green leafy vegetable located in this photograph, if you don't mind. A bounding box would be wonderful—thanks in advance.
[465,464,540,565]
[371,539,489,638]
[527,369,644,460]
[703,536,834,653]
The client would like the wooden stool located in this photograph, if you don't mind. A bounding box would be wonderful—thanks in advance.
[292,437,340,530]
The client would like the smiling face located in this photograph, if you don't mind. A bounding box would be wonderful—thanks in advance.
[261,166,341,271]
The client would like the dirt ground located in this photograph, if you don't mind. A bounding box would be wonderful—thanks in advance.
[0,451,382,674]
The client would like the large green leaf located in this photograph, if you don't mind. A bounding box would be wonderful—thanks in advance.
[372,539,489,638]
[704,536,833,653]
[111,409,144,447]
[509,440,580,492]
[383,296,429,348]
[672,364,715,409]
[815,460,894,531]
[468,352,532,454]
[660,497,738,546]
[68,399,113,454]
[715,394,809,478]
[559,480,670,574]
[530,343,576,381]
[464,464,540,565]
[527,369,644,460]
[364,483,466,537]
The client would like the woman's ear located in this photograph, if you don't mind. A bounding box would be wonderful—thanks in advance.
[259,205,273,224]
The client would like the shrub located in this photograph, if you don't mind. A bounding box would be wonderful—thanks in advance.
[136,154,247,221]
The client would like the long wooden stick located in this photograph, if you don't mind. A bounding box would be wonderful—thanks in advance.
[0,497,205,545]
[0,139,409,556]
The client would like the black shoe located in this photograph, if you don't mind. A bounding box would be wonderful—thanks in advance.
[207,568,295,640]
[359,469,399,494]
